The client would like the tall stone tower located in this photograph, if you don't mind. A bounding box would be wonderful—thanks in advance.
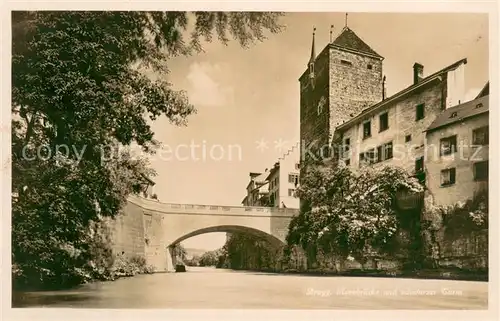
[299,25,384,162]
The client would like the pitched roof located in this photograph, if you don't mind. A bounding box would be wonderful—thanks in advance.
[476,82,489,99]
[426,95,489,133]
[336,58,468,131]
[331,27,383,59]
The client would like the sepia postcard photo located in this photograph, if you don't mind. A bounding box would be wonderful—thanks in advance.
[2,2,498,320]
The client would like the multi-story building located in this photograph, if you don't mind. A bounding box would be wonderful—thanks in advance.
[425,91,489,207]
[299,25,488,209]
[266,143,300,209]
[241,143,300,209]
[300,25,467,175]
[335,58,467,174]
[241,172,270,206]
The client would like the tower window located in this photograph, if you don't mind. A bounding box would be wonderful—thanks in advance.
[449,112,458,118]
[405,134,412,142]
[340,59,353,66]
[367,64,373,70]
[416,103,425,121]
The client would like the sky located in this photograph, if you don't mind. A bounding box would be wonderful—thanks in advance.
[146,12,489,251]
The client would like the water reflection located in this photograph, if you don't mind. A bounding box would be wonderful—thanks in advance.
[12,267,488,309]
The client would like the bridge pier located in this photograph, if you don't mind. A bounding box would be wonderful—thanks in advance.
[166,246,175,272]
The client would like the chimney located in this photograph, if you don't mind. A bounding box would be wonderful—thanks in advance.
[382,75,387,100]
[413,63,424,84]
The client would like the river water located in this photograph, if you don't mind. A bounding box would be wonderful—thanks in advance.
[13,267,487,309]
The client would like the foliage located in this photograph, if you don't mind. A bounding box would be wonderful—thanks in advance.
[288,164,424,262]
[198,248,227,267]
[222,232,278,270]
[432,188,488,240]
[12,11,284,289]
[184,255,201,267]
[110,255,155,278]
[171,243,188,263]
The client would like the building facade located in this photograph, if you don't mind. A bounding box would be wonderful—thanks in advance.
[241,143,300,209]
[299,25,488,209]
[241,172,270,207]
[335,58,467,174]
[425,94,489,207]
[266,143,301,209]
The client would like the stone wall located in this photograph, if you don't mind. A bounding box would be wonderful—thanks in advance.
[143,211,169,272]
[300,49,331,157]
[107,201,146,259]
[270,209,297,242]
[328,47,383,136]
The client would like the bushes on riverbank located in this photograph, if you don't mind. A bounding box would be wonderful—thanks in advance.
[108,255,155,279]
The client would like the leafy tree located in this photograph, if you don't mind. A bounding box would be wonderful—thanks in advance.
[12,11,284,289]
[222,232,278,270]
[171,243,188,263]
[198,250,219,267]
[288,164,424,267]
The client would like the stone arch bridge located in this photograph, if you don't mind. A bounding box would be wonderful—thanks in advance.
[107,195,299,272]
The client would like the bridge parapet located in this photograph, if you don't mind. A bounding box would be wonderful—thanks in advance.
[128,195,299,217]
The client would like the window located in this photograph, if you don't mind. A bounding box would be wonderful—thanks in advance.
[295,163,300,170]
[384,141,393,160]
[341,59,352,66]
[377,141,393,162]
[415,156,424,172]
[449,112,458,118]
[288,173,299,184]
[288,189,296,197]
[440,135,457,156]
[360,148,376,165]
[405,134,412,143]
[441,168,456,186]
[379,112,389,132]
[344,138,351,153]
[344,159,350,166]
[473,161,488,181]
[309,62,314,74]
[416,103,425,121]
[363,121,371,139]
[367,64,373,70]
[473,126,489,145]
[476,103,484,109]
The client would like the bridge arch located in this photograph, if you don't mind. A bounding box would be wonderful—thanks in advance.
[169,224,286,248]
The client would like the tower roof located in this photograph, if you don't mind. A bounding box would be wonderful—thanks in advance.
[331,27,383,59]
